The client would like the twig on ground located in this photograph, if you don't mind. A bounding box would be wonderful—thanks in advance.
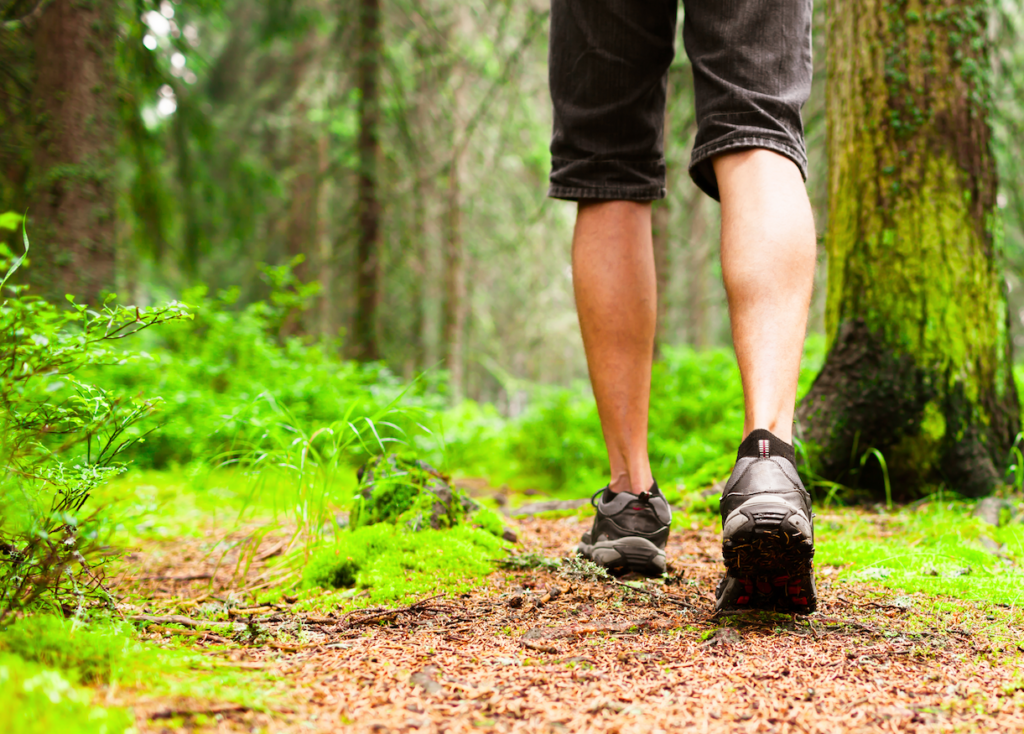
[129,614,242,630]
[341,593,449,628]
[610,580,700,610]
[149,704,250,720]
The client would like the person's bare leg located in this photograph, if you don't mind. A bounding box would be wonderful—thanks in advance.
[714,149,816,443]
[572,200,656,495]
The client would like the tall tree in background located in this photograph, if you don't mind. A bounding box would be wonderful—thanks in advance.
[353,0,382,360]
[798,0,1020,496]
[28,0,117,303]
[442,5,471,401]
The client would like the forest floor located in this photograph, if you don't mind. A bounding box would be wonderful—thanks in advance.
[107,509,1024,734]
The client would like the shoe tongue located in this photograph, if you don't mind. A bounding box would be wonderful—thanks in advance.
[737,429,796,465]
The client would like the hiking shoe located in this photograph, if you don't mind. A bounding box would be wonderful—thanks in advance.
[577,482,670,577]
[716,429,816,614]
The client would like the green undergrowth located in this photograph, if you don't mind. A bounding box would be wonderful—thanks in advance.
[0,615,284,733]
[668,491,1024,606]
[815,500,1024,605]
[301,523,509,607]
[94,466,355,543]
[0,652,132,734]
[439,335,827,499]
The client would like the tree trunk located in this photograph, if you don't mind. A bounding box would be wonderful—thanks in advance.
[315,136,334,342]
[352,0,382,361]
[174,89,201,280]
[279,103,320,338]
[797,0,1019,498]
[443,7,471,401]
[443,140,467,401]
[28,0,117,304]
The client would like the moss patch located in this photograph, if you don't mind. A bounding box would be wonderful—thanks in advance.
[0,653,132,734]
[816,499,1024,604]
[303,524,509,605]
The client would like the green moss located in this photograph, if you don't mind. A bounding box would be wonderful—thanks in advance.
[821,9,1014,493]
[0,617,136,686]
[302,523,508,605]
[0,653,132,734]
[816,499,1024,605]
[470,506,505,537]
[350,454,469,531]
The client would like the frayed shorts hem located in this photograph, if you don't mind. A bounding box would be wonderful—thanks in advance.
[689,135,808,201]
[547,184,667,202]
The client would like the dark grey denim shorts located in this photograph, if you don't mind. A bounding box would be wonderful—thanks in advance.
[548,0,812,202]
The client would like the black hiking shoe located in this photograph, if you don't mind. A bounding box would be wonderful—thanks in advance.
[715,430,816,614]
[577,482,670,577]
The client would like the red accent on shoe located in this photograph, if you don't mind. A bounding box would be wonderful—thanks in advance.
[793,597,808,606]
[737,596,750,605]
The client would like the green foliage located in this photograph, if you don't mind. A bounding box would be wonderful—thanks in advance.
[0,616,145,734]
[0,229,191,621]
[0,616,137,686]
[557,555,610,583]
[496,551,561,571]
[350,454,466,531]
[0,653,132,734]
[302,523,507,604]
[0,614,282,729]
[470,507,506,537]
[86,282,443,470]
[816,499,1024,604]
[463,337,827,497]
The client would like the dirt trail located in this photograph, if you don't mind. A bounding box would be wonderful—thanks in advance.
[117,516,1024,733]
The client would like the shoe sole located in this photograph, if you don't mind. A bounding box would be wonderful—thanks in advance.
[578,536,666,578]
[720,503,816,614]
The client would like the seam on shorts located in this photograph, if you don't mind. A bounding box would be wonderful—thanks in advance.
[690,136,808,178]
[548,185,666,202]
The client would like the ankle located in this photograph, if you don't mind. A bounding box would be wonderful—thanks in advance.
[744,420,793,443]
[608,469,655,495]
[738,428,796,465]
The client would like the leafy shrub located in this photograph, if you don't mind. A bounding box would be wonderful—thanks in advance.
[470,336,828,498]
[0,225,190,621]
[85,283,445,470]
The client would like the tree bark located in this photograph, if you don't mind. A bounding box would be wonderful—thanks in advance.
[315,136,334,342]
[443,138,467,401]
[352,0,382,360]
[797,0,1019,497]
[442,6,471,401]
[28,0,117,304]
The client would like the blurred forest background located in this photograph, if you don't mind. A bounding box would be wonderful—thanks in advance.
[4,0,1024,495]
[5,0,1024,396]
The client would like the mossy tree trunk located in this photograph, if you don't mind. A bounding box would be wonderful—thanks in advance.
[797,0,1020,497]
[28,0,117,304]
